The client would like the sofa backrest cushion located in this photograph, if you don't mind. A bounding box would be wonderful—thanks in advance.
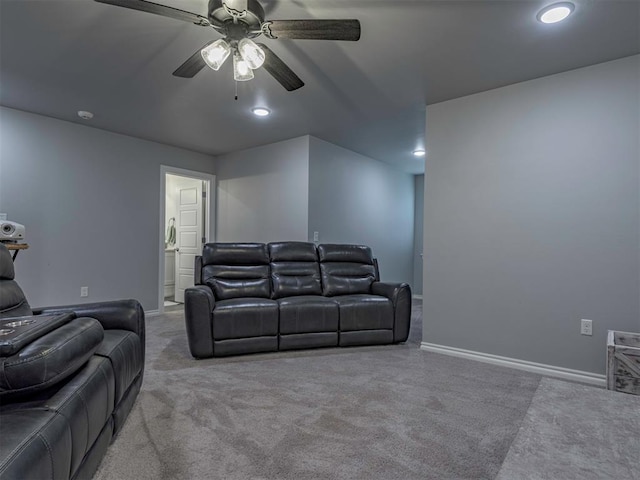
[202,243,271,300]
[0,244,32,319]
[269,242,321,299]
[318,244,376,296]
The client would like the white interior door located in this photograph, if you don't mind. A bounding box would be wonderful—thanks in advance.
[174,178,203,303]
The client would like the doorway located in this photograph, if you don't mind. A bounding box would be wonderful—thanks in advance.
[159,166,216,314]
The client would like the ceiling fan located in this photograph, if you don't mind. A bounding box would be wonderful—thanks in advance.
[94,0,361,91]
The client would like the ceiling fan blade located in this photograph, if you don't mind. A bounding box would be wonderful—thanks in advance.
[94,0,210,26]
[257,44,304,91]
[262,20,361,41]
[173,41,215,78]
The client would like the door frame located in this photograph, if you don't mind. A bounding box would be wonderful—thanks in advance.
[159,165,216,314]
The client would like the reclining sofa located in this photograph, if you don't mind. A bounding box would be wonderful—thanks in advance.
[185,242,411,358]
[0,243,145,480]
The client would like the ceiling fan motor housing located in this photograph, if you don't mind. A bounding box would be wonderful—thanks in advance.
[208,0,265,37]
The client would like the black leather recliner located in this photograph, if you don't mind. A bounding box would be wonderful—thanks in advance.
[185,242,411,358]
[0,243,145,480]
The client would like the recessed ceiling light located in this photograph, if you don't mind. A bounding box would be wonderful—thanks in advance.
[77,110,94,120]
[537,2,574,24]
[252,107,270,117]
[413,149,426,157]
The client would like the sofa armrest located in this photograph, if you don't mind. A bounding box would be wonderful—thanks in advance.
[33,299,146,367]
[33,299,144,337]
[184,285,215,358]
[371,282,412,342]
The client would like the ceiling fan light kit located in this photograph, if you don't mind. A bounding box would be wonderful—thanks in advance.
[94,0,361,91]
[233,53,254,81]
[201,39,231,70]
[238,38,266,70]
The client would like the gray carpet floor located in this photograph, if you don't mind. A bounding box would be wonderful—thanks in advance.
[497,377,640,480]
[93,301,637,479]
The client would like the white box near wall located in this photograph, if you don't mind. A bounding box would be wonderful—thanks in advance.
[607,330,640,395]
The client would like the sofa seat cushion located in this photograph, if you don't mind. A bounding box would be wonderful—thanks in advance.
[277,296,339,334]
[213,298,278,340]
[0,318,104,400]
[94,330,142,406]
[0,408,72,480]
[333,295,394,331]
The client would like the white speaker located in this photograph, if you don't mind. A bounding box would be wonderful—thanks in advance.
[0,221,25,242]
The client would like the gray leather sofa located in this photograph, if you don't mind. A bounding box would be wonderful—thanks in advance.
[185,242,411,358]
[0,243,145,480]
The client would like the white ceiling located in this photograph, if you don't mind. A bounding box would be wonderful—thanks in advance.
[1,0,638,174]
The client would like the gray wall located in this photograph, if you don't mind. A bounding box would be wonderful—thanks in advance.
[308,136,415,284]
[216,136,309,243]
[423,55,640,374]
[0,107,216,311]
[413,174,424,295]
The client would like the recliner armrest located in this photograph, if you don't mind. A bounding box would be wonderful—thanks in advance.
[184,285,215,358]
[33,299,145,342]
[33,299,146,371]
[371,282,412,342]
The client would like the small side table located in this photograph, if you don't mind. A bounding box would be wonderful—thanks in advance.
[3,243,29,261]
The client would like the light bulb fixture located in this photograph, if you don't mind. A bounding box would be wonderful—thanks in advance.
[252,107,271,117]
[413,149,426,157]
[238,38,265,70]
[77,110,94,120]
[233,53,254,81]
[201,39,231,71]
[537,2,574,24]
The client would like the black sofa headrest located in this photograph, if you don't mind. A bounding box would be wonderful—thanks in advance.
[0,244,15,280]
[269,242,318,262]
[0,243,33,318]
[317,244,373,265]
[202,243,268,266]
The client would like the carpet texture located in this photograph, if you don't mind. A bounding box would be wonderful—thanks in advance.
[94,302,542,479]
[497,377,640,480]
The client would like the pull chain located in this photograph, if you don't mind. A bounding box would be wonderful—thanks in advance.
[235,81,238,101]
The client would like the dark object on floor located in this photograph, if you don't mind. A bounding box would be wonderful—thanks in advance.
[185,242,411,358]
[0,243,145,480]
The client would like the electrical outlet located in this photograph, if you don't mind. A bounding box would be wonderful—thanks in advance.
[80,286,89,297]
[580,319,593,336]
[313,231,319,242]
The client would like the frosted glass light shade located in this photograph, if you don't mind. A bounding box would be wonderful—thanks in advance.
[201,39,231,71]
[537,2,574,23]
[233,53,254,81]
[238,38,265,69]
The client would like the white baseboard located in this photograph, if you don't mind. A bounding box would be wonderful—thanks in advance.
[146,309,160,317]
[412,294,423,300]
[420,342,606,387]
